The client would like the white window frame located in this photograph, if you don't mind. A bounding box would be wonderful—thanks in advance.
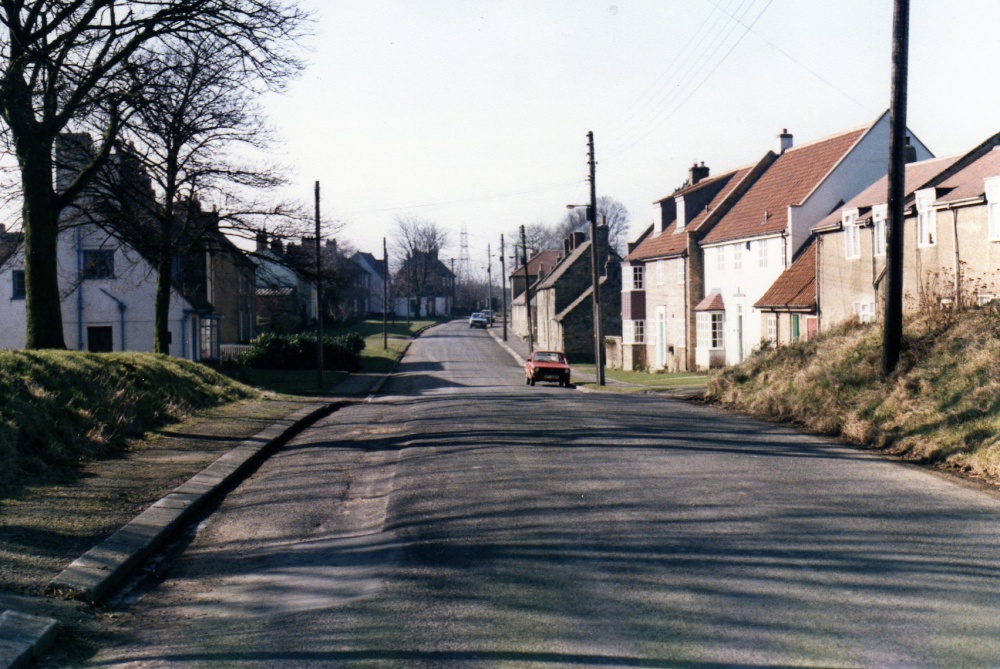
[624,319,645,345]
[872,204,887,257]
[853,301,876,323]
[697,312,725,349]
[766,314,777,346]
[655,260,665,285]
[916,189,937,247]
[716,246,725,273]
[758,239,769,269]
[843,209,860,260]
[631,265,644,290]
[732,243,742,271]
[986,177,1000,241]
[676,258,685,285]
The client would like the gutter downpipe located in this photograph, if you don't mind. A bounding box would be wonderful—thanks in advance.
[98,288,126,351]
[76,227,84,350]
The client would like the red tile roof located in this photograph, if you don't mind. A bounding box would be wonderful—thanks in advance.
[510,250,560,279]
[694,292,725,311]
[627,166,754,261]
[754,240,816,310]
[702,126,869,245]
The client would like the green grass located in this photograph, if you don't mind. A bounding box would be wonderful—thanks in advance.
[345,319,438,374]
[572,364,709,390]
[0,351,257,498]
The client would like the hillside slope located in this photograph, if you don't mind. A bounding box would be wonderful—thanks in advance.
[705,308,1000,484]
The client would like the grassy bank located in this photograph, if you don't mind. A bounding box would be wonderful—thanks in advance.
[0,351,256,497]
[573,364,708,392]
[705,307,1000,483]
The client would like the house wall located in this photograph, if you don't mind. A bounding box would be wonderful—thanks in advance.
[0,225,201,358]
[212,253,255,344]
[641,257,690,371]
[817,223,883,329]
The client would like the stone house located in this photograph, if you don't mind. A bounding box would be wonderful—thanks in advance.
[509,249,559,340]
[813,133,1000,329]
[534,226,621,363]
[253,233,317,334]
[350,251,388,318]
[694,113,933,368]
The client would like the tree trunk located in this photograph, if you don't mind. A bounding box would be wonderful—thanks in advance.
[153,195,176,355]
[20,140,68,350]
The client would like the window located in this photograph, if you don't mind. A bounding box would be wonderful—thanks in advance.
[716,246,725,273]
[12,270,25,299]
[987,177,1000,241]
[676,258,685,284]
[758,239,769,268]
[732,244,742,271]
[697,312,724,349]
[853,301,876,323]
[631,265,644,290]
[82,249,115,279]
[624,319,645,344]
[916,189,937,247]
[87,326,113,352]
[791,314,800,341]
[201,318,220,360]
[843,209,860,260]
[873,204,887,257]
[766,314,777,346]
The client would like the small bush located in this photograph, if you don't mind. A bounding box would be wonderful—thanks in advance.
[240,331,365,372]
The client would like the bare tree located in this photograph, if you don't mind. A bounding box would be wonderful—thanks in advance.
[553,196,630,254]
[391,215,451,317]
[0,1,308,349]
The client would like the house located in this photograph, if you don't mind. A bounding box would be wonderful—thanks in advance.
[392,249,455,318]
[622,160,770,371]
[813,132,1000,329]
[509,249,560,340]
[753,239,819,345]
[253,232,317,333]
[350,251,388,318]
[693,113,932,368]
[534,225,621,363]
[0,134,242,359]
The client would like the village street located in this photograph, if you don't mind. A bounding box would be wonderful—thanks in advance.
[84,321,1000,667]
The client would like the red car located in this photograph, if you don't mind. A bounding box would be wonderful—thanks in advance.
[525,350,571,387]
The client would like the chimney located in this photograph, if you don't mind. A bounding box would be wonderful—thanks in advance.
[596,224,610,269]
[777,128,793,154]
[689,162,710,185]
[563,238,571,256]
[270,236,283,254]
[537,264,546,281]
[571,231,586,249]
[905,136,918,164]
[256,231,268,252]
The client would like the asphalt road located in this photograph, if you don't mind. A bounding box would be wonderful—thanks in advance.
[84,320,1000,668]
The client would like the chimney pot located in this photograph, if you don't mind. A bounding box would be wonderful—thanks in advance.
[904,136,918,164]
[777,129,793,154]
[689,162,710,186]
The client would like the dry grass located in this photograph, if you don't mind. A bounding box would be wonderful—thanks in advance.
[705,306,1000,483]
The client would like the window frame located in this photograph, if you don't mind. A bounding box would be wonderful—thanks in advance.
[872,204,887,257]
[82,249,115,280]
[916,189,937,247]
[12,269,25,300]
[631,265,644,290]
[758,239,769,269]
[843,209,860,260]
[697,311,725,350]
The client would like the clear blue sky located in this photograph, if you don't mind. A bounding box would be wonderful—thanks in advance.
[262,0,1000,270]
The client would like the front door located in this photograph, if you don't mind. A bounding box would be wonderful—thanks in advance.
[656,306,666,368]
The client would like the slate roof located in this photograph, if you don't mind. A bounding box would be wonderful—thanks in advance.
[934,147,1000,204]
[754,240,817,311]
[536,241,591,290]
[701,125,870,245]
[627,167,753,262]
[812,155,963,231]
[511,250,560,279]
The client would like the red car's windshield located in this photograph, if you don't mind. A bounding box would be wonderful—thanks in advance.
[532,352,565,364]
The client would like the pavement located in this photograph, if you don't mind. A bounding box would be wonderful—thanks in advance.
[0,340,411,669]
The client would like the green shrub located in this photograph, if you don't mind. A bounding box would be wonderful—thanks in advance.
[240,331,365,372]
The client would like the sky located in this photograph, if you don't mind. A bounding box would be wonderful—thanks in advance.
[261,0,1000,274]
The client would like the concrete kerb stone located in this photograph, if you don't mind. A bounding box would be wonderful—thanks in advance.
[487,328,526,367]
[45,401,339,605]
[0,611,58,669]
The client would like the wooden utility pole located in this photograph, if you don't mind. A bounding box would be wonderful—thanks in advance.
[383,237,389,350]
[521,224,533,353]
[315,181,324,392]
[587,131,605,385]
[883,0,909,376]
[500,234,508,341]
[486,243,493,316]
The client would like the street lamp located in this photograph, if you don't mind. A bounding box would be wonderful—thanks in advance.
[566,202,605,386]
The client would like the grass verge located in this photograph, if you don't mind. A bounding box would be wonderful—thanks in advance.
[572,364,709,391]
[705,307,1000,484]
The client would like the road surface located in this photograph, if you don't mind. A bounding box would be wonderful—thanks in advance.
[84,320,1000,667]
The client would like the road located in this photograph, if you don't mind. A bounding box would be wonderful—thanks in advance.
[84,320,1000,667]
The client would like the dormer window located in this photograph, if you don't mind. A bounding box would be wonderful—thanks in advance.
[916,189,937,247]
[843,209,860,260]
[676,196,687,231]
[872,204,887,257]
[986,177,1000,241]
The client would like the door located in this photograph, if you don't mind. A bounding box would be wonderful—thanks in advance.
[656,306,666,368]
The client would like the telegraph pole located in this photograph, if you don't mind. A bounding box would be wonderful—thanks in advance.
[314,181,324,392]
[883,0,909,376]
[587,131,605,385]
[521,224,533,353]
[500,234,508,341]
[486,243,493,318]
[383,237,388,350]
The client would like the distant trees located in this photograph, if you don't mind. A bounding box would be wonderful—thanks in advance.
[0,1,308,349]
[509,197,631,259]
[391,215,452,317]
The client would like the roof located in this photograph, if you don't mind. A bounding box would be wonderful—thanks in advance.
[813,155,963,231]
[511,250,560,279]
[627,166,755,261]
[934,147,1000,204]
[701,125,870,245]
[694,293,725,312]
[536,241,591,290]
[754,240,817,311]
